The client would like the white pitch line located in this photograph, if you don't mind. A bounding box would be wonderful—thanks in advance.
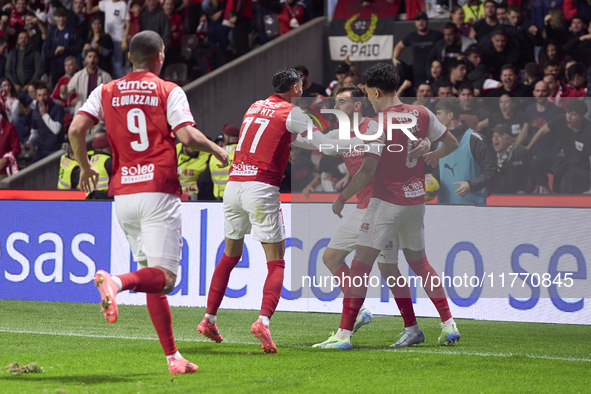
[1,329,590,363]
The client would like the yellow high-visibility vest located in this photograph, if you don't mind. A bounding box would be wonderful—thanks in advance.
[176,143,210,196]
[210,143,236,198]
[57,154,80,190]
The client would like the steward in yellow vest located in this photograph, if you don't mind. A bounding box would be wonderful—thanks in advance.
[58,149,81,189]
[87,132,113,200]
[209,124,239,199]
[177,142,210,199]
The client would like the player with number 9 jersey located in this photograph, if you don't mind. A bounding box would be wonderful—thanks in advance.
[78,71,195,197]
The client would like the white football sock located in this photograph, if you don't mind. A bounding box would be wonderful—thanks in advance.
[112,276,123,292]
[166,351,182,361]
[205,313,216,323]
[442,317,455,330]
[258,316,270,326]
[407,323,421,332]
[335,328,352,340]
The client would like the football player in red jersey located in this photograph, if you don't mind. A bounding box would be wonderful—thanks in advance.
[322,63,461,349]
[293,87,441,348]
[68,31,228,374]
[197,68,308,354]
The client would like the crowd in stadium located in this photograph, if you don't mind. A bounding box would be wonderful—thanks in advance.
[0,0,590,200]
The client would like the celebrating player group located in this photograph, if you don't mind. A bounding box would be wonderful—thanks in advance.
[68,31,461,374]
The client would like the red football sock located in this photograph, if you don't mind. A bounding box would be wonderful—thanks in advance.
[260,259,285,318]
[146,293,177,356]
[118,267,166,293]
[339,259,372,331]
[334,262,350,295]
[206,253,242,315]
[388,279,417,328]
[408,256,452,322]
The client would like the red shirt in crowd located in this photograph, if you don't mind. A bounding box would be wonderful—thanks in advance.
[52,75,77,107]
[277,0,305,36]
[169,12,183,48]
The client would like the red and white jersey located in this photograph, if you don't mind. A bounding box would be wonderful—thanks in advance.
[78,71,196,197]
[370,103,448,206]
[229,94,308,187]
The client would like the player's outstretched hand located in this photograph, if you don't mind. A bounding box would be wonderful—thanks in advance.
[79,166,100,193]
[408,138,430,160]
[214,146,229,168]
[332,198,344,218]
[424,151,439,167]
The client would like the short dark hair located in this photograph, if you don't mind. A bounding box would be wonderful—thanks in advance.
[435,97,462,118]
[492,28,508,37]
[443,22,459,32]
[484,0,497,7]
[272,68,301,93]
[129,31,164,69]
[458,82,474,92]
[54,7,67,17]
[507,4,520,14]
[543,58,561,68]
[565,99,587,115]
[130,0,142,7]
[35,82,48,92]
[524,62,540,78]
[448,59,465,73]
[464,44,482,57]
[435,80,452,94]
[567,62,586,81]
[501,64,516,74]
[572,13,589,25]
[362,63,400,93]
[335,86,365,99]
[293,65,309,77]
[85,48,99,58]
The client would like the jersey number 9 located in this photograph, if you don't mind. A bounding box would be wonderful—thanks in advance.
[128,108,149,152]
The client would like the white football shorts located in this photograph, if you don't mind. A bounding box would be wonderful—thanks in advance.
[357,198,425,253]
[114,192,182,275]
[328,207,399,264]
[223,181,286,243]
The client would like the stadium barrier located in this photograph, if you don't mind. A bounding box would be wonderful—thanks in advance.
[0,201,588,325]
[0,150,64,190]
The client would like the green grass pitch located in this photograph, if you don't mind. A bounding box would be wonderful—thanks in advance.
[1,299,590,393]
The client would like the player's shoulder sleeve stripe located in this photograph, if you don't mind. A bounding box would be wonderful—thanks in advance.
[77,111,99,124]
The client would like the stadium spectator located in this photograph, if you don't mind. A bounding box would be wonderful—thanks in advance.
[274,0,305,36]
[516,80,564,158]
[224,0,253,56]
[26,83,64,163]
[83,15,114,76]
[177,141,210,200]
[447,6,471,37]
[462,0,484,23]
[139,0,170,48]
[44,8,83,86]
[459,82,490,121]
[87,0,130,79]
[392,12,443,86]
[51,56,78,116]
[542,59,563,79]
[435,80,454,98]
[543,9,568,48]
[446,59,467,92]
[528,99,591,193]
[543,73,562,105]
[496,2,508,25]
[567,13,589,42]
[67,0,90,40]
[24,12,48,52]
[69,30,227,374]
[209,123,238,199]
[5,31,44,94]
[563,29,591,69]
[538,40,565,67]
[559,63,588,106]
[128,0,142,40]
[504,4,543,67]
[427,23,476,74]
[491,124,532,193]
[480,29,520,79]
[524,62,541,86]
[61,49,112,114]
[414,82,434,108]
[0,36,7,78]
[163,0,183,67]
[86,131,113,199]
[463,44,482,74]
[480,94,526,139]
[435,97,496,204]
[470,0,498,43]
[0,106,21,181]
[531,0,564,30]
[57,142,80,189]
[326,61,360,97]
[487,65,533,97]
[294,65,324,97]
[5,0,28,36]
[427,59,444,86]
[1,78,22,124]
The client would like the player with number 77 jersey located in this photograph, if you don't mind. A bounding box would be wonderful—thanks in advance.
[196,68,309,354]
